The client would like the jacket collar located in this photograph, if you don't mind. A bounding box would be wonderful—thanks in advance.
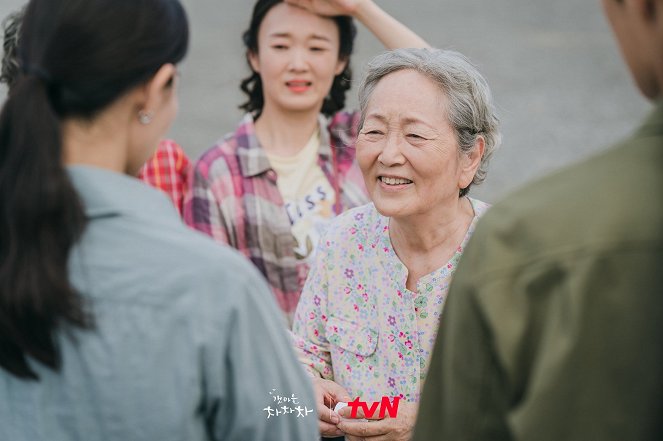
[67,165,179,225]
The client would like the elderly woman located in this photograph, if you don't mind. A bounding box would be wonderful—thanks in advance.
[291,47,501,440]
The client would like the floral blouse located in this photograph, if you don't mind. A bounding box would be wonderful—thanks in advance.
[291,199,490,403]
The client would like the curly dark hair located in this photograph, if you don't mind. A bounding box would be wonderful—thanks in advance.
[239,0,356,118]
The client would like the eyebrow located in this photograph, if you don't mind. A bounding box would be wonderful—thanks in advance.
[401,116,433,126]
[364,113,437,129]
[268,32,332,43]
[268,32,291,39]
[310,34,332,42]
[363,113,388,123]
[365,114,427,124]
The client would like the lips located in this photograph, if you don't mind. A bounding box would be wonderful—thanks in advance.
[286,80,312,92]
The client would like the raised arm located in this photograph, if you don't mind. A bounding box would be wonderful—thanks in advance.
[285,0,429,49]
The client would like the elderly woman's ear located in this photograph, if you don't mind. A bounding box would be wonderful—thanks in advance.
[458,135,486,190]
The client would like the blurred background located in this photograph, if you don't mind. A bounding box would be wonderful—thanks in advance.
[0,0,650,203]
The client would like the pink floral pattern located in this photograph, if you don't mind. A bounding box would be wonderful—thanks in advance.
[291,199,489,402]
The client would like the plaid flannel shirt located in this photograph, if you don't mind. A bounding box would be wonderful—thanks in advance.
[138,139,191,216]
[184,112,369,326]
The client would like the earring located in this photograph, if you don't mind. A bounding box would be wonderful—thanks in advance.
[138,110,154,125]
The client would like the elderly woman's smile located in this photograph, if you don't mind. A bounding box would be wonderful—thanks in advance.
[379,175,413,187]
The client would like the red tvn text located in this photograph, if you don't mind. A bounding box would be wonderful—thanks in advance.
[347,396,400,419]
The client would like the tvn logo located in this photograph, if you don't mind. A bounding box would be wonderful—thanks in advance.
[346,396,401,418]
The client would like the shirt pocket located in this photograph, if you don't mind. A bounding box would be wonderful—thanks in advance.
[325,315,378,356]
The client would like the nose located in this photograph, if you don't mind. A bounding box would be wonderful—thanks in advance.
[378,131,406,166]
[288,47,309,72]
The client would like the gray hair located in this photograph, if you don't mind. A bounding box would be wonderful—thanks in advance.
[358,48,501,197]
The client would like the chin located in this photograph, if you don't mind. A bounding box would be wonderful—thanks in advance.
[372,198,411,219]
[637,79,660,100]
[277,97,323,113]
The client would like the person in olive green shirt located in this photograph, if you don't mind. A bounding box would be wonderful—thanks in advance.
[413,0,663,440]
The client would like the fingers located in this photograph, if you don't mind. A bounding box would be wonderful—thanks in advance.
[317,401,340,424]
[341,402,417,440]
[337,402,370,419]
[337,404,356,419]
[313,378,351,437]
[346,434,393,441]
[337,401,386,421]
[319,420,344,438]
[315,393,342,437]
[321,378,352,402]
[314,388,341,425]
[283,0,312,11]
[338,419,390,438]
[313,378,351,414]
[347,435,391,441]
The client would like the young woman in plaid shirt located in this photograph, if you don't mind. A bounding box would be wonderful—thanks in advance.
[185,0,428,325]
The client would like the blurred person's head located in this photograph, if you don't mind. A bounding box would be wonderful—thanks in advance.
[239,0,356,118]
[602,0,663,99]
[0,0,188,380]
[0,6,24,89]
[356,48,500,221]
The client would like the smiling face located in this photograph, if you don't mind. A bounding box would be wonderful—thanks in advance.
[248,2,347,116]
[357,69,479,220]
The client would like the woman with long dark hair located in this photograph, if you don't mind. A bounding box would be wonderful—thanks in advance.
[0,1,317,439]
[1,6,192,217]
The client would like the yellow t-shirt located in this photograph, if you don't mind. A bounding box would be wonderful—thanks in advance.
[266,130,336,261]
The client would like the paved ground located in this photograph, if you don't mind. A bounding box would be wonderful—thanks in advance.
[0,0,650,203]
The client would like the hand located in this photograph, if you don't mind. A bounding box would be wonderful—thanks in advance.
[284,0,365,17]
[337,400,418,441]
[312,377,352,438]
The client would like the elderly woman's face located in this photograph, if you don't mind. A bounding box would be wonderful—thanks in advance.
[357,69,477,220]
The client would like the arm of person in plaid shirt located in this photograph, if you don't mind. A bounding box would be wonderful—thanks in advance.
[138,139,191,216]
[183,153,233,246]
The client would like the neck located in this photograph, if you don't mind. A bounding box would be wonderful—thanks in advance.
[62,113,129,174]
[390,197,475,292]
[254,104,321,157]
[390,197,474,255]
